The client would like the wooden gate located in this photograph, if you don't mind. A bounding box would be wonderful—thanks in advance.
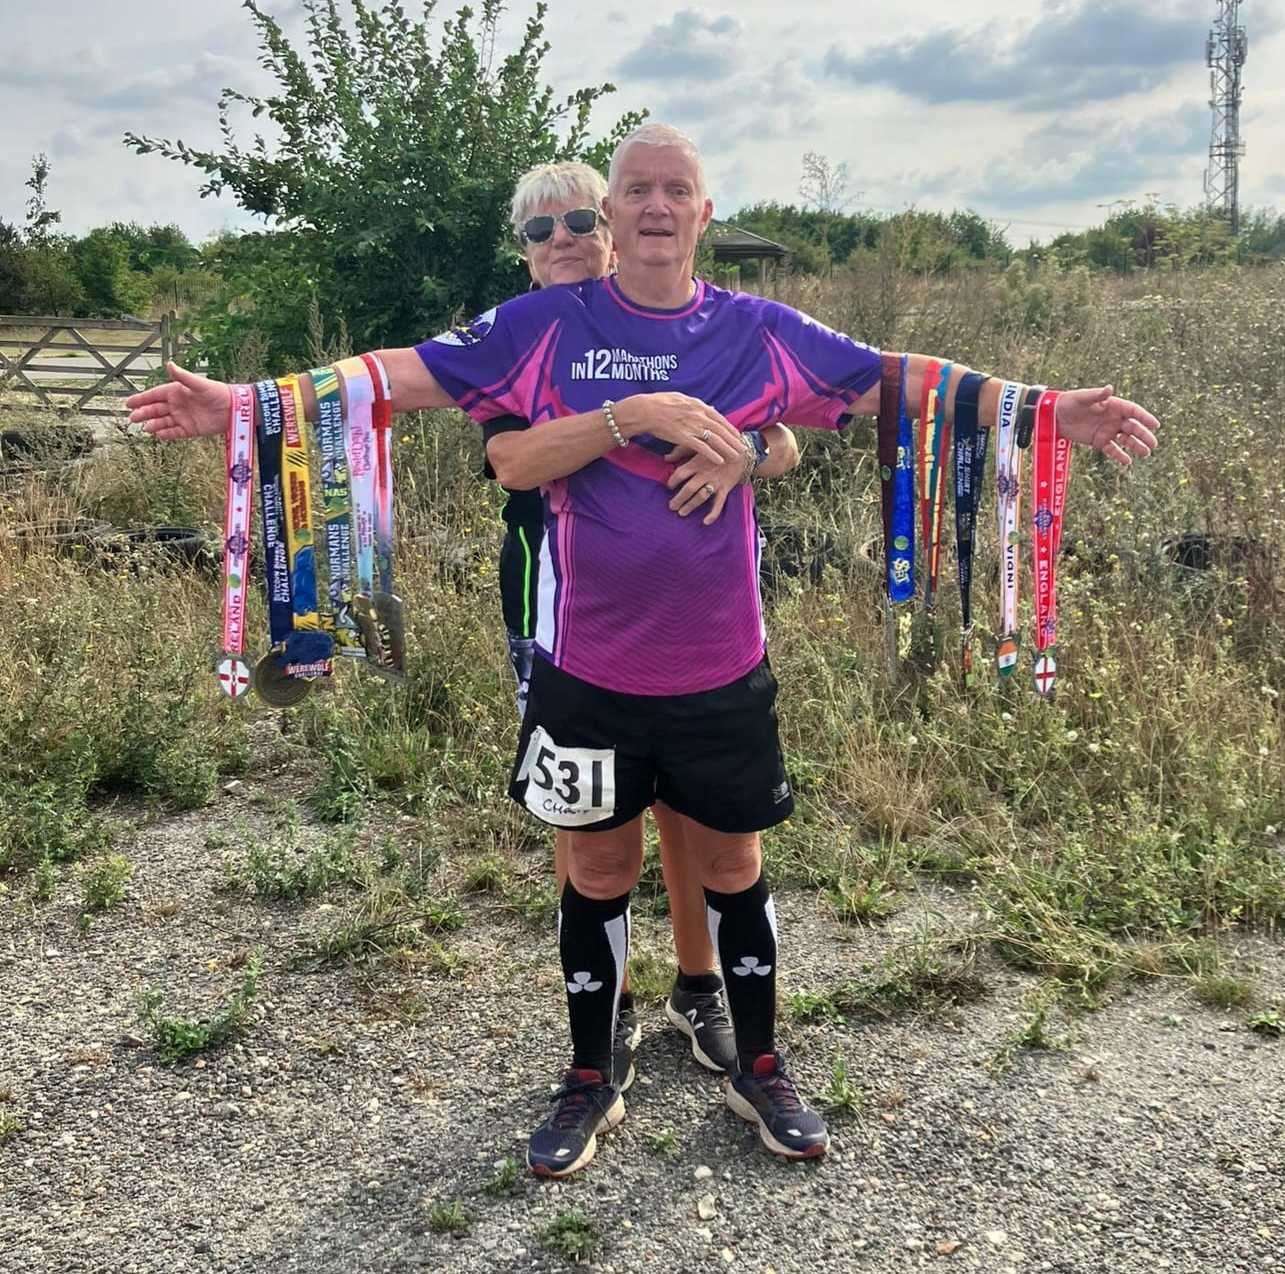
[0,313,189,417]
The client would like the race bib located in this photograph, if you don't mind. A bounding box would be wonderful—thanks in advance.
[518,726,616,827]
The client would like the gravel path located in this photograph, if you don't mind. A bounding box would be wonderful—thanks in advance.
[2,788,1282,1274]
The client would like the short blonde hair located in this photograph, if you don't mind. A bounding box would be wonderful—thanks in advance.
[607,124,707,197]
[509,161,609,238]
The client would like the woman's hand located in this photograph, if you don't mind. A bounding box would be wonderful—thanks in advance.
[613,392,744,467]
[125,363,232,440]
[665,447,747,524]
[1054,386,1159,465]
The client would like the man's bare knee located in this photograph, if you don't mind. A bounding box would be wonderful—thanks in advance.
[566,831,642,899]
[703,838,762,893]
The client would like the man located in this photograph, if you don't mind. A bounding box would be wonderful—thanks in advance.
[128,123,1159,1180]
[499,158,799,1089]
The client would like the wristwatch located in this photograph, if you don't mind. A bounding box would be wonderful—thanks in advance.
[745,429,770,473]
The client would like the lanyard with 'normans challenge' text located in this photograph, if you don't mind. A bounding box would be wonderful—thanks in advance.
[253,378,293,649]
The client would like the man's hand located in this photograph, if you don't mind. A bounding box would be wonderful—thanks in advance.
[1054,386,1159,465]
[614,392,744,467]
[126,363,232,440]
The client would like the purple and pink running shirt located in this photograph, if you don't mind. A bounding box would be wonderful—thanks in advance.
[415,276,881,696]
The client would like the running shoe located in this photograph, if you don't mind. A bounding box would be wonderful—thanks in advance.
[725,1052,830,1159]
[527,1067,624,1178]
[665,979,736,1073]
[614,1000,641,1090]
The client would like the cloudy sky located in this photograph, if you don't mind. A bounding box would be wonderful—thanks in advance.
[3,0,1283,247]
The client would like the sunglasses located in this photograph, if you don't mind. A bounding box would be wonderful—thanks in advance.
[520,207,601,245]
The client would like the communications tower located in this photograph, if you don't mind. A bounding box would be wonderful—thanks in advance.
[1203,1,1248,235]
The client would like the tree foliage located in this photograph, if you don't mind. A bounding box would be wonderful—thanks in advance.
[123,0,644,373]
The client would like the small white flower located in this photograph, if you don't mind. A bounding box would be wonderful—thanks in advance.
[1259,746,1270,757]
[906,735,918,747]
[1087,742,1100,754]
[1001,712,1013,723]
[1065,730,1079,743]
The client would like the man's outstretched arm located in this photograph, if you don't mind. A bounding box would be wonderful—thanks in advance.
[847,355,1159,466]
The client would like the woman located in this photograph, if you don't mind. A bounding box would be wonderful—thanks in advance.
[497,161,801,1089]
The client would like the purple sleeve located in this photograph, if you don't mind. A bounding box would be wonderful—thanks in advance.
[414,290,563,424]
[759,301,882,430]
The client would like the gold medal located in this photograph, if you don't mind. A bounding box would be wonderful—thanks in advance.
[253,651,314,708]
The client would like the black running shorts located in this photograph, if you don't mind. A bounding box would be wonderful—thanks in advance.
[509,654,794,834]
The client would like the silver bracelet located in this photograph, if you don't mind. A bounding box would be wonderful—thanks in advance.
[739,432,756,484]
[601,399,627,449]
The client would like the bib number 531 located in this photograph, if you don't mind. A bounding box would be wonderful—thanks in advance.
[518,726,616,827]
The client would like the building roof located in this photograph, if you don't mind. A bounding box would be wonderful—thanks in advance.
[707,221,790,261]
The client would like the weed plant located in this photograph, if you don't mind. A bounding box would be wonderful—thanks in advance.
[2,263,1282,1000]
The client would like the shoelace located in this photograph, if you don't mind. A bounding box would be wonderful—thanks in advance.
[687,991,732,1031]
[756,1060,805,1113]
[549,1075,610,1131]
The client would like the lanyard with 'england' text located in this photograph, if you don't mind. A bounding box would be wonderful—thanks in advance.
[1031,389,1069,699]
[216,385,255,701]
[359,352,406,678]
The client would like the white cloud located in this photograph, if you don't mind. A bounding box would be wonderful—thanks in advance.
[0,0,1280,244]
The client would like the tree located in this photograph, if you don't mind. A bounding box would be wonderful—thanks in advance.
[24,154,61,246]
[798,152,853,215]
[124,0,644,372]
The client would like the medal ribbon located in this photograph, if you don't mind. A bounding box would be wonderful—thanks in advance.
[277,374,324,634]
[1032,390,1069,686]
[920,361,953,613]
[309,366,362,651]
[253,379,293,646]
[878,353,914,602]
[221,385,255,657]
[334,357,377,597]
[361,353,396,593]
[953,372,991,675]
[995,380,1024,677]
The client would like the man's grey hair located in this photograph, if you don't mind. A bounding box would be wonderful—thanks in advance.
[607,123,708,197]
[509,161,609,239]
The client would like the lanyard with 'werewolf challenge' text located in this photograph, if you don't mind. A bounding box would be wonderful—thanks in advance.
[1031,389,1070,699]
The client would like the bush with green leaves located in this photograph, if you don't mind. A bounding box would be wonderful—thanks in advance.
[125,0,644,373]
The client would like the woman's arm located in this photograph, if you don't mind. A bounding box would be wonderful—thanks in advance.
[484,392,745,490]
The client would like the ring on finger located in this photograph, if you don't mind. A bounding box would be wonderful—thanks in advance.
[702,483,715,498]
[700,428,711,443]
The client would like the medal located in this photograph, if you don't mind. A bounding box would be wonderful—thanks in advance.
[217,655,253,700]
[1031,389,1070,699]
[1033,652,1057,698]
[360,352,407,678]
[253,650,314,708]
[217,384,256,700]
[994,380,1023,679]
